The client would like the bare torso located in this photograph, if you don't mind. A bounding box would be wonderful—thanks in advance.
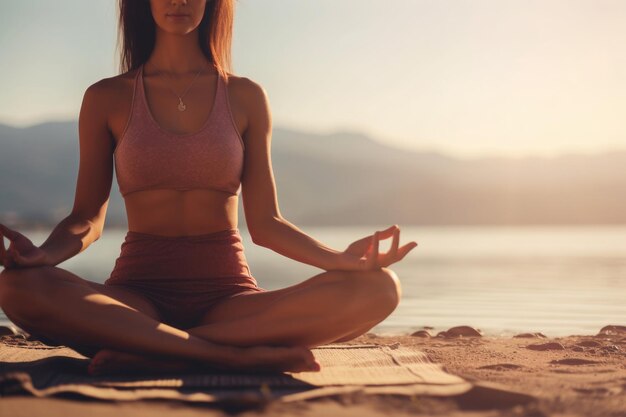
[104,66,247,236]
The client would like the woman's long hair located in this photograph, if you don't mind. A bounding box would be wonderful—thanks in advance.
[116,0,234,79]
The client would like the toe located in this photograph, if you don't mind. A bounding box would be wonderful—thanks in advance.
[309,360,321,372]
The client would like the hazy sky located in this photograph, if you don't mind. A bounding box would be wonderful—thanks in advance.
[1,0,624,157]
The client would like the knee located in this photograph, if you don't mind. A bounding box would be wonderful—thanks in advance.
[0,266,56,321]
[0,266,54,296]
[346,267,402,314]
[373,267,402,311]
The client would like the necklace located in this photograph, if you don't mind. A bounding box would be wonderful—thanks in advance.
[149,62,207,112]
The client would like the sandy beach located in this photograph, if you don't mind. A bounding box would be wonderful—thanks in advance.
[1,324,624,416]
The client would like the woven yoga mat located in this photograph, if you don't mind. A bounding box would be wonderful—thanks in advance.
[0,335,472,404]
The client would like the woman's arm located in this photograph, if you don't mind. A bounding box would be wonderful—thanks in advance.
[236,78,353,271]
[37,213,104,267]
[1,81,115,268]
[251,216,344,272]
[41,81,115,266]
[237,79,416,270]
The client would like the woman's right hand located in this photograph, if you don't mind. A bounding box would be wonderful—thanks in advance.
[0,224,49,269]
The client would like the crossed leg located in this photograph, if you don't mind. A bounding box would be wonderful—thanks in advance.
[189,267,402,347]
[0,266,319,373]
[0,265,401,374]
[86,267,401,374]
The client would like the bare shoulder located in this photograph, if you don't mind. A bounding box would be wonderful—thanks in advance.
[81,68,140,142]
[225,73,271,132]
[84,68,137,108]
[225,73,267,98]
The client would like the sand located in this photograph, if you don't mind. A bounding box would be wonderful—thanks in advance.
[1,325,625,416]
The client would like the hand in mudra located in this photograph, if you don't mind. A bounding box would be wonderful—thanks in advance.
[335,225,417,271]
[0,224,49,269]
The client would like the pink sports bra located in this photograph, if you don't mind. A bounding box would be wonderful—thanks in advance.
[113,63,245,197]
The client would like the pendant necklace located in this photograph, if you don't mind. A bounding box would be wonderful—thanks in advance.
[150,62,207,112]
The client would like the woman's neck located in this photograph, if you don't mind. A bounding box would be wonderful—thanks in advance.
[149,29,210,75]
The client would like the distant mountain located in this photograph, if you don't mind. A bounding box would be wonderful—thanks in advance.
[1,120,626,228]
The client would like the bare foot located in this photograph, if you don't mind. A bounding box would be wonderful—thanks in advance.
[88,349,192,376]
[232,345,322,373]
[88,345,321,376]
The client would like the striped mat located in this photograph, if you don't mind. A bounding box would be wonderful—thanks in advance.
[0,335,471,403]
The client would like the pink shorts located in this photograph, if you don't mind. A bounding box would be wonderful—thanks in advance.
[104,228,266,329]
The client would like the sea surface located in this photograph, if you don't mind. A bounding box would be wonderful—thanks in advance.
[1,225,625,337]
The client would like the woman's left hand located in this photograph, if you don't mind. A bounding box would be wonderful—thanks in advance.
[331,225,417,271]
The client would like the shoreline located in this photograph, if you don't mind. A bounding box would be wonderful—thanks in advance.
[1,318,618,339]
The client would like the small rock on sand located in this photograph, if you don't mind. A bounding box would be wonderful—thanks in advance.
[410,330,432,338]
[597,325,626,336]
[478,363,523,370]
[438,326,483,338]
[526,342,565,351]
[514,332,547,339]
[550,358,600,366]
[576,340,602,348]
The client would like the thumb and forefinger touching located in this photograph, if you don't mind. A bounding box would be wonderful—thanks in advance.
[366,225,418,269]
[0,224,21,268]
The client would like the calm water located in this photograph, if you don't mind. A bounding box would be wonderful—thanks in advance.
[1,226,625,337]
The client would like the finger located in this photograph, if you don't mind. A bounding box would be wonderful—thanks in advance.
[378,227,399,267]
[396,242,418,261]
[347,234,375,255]
[9,248,27,265]
[0,224,19,240]
[2,250,16,268]
[4,249,15,266]
[12,250,35,268]
[1,237,10,268]
[375,225,398,240]
[366,232,380,269]
[363,233,375,269]
[390,227,400,256]
[0,228,6,261]
[358,234,375,253]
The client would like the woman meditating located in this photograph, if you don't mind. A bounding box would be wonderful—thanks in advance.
[0,0,416,375]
